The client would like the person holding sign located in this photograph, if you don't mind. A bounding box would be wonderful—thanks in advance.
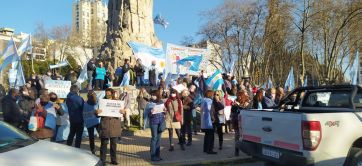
[96,88,124,165]
[165,89,184,151]
[83,91,100,154]
[147,90,166,162]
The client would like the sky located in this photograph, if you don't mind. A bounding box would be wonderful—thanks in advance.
[0,0,221,45]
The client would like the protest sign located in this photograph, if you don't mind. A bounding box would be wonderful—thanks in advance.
[166,43,210,75]
[152,104,165,114]
[98,99,124,117]
[45,80,71,98]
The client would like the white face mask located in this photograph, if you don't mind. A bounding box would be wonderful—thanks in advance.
[171,94,176,97]
[151,96,157,100]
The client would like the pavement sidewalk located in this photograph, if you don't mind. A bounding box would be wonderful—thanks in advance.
[80,129,250,166]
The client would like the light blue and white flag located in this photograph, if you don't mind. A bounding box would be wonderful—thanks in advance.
[176,55,203,71]
[15,60,26,87]
[303,76,308,87]
[128,41,165,70]
[284,67,295,91]
[350,51,359,85]
[50,60,69,69]
[267,77,273,89]
[12,35,32,69]
[0,38,17,71]
[77,61,88,84]
[154,13,169,29]
[205,70,224,91]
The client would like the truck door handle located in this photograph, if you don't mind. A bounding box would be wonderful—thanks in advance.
[262,117,272,121]
[262,126,272,132]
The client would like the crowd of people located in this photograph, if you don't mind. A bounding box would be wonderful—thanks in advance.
[0,58,290,165]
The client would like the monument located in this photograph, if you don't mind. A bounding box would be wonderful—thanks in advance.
[100,0,162,67]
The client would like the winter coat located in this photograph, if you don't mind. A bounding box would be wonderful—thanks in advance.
[201,98,213,130]
[262,95,276,109]
[18,95,35,121]
[182,96,194,123]
[66,92,84,124]
[137,92,150,110]
[149,66,157,86]
[165,97,183,128]
[99,117,122,138]
[134,64,145,76]
[1,95,26,128]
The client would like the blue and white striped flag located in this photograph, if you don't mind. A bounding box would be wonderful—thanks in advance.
[284,67,295,91]
[154,14,169,29]
[12,35,32,69]
[0,37,17,71]
[77,61,88,84]
[351,51,359,85]
[205,70,224,91]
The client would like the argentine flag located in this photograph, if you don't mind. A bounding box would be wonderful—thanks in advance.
[206,70,224,91]
[176,55,202,72]
[284,67,295,91]
[128,41,166,70]
[12,34,32,69]
[0,38,17,71]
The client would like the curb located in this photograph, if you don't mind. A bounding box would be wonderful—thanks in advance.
[155,156,255,166]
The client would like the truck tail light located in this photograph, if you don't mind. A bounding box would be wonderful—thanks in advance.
[302,121,322,151]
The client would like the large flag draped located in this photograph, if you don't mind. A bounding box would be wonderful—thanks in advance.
[50,60,69,69]
[206,70,224,91]
[284,67,295,91]
[176,55,203,71]
[12,35,32,68]
[154,14,169,29]
[351,51,359,85]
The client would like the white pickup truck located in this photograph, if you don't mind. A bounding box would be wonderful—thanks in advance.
[237,85,362,166]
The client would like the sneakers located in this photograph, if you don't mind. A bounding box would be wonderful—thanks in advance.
[186,142,192,146]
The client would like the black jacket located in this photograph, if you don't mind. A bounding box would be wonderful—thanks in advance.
[1,95,26,128]
[87,61,96,71]
[134,64,145,76]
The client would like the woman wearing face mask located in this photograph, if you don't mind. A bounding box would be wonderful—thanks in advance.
[212,90,225,150]
[30,94,54,140]
[164,89,184,151]
[83,91,100,154]
[48,92,64,142]
[96,88,124,165]
[181,89,194,146]
[147,90,166,161]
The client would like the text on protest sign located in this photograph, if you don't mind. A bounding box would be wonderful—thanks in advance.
[98,99,124,118]
[45,80,71,98]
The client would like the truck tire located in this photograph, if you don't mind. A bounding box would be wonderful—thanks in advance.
[350,148,362,166]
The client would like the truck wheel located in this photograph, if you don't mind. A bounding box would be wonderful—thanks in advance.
[350,148,362,166]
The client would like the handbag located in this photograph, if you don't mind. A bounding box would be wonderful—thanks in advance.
[158,120,166,133]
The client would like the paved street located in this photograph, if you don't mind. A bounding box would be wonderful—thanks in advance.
[78,129,252,166]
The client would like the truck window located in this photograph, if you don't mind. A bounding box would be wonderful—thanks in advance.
[303,91,351,108]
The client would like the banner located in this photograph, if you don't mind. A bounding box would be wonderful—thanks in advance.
[45,80,71,98]
[98,99,124,117]
[166,43,209,75]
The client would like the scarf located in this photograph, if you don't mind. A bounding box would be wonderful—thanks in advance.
[165,96,183,122]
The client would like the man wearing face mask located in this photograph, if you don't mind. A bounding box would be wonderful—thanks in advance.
[49,92,64,142]
[1,88,26,130]
[149,61,158,87]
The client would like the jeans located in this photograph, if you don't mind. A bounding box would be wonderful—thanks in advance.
[203,128,215,152]
[181,121,192,143]
[87,125,99,152]
[66,123,84,148]
[136,76,144,86]
[100,137,117,163]
[150,124,162,159]
[95,79,104,90]
[51,125,61,142]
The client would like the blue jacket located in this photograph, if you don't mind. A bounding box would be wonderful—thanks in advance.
[66,92,84,124]
[262,96,276,109]
[95,67,106,80]
[201,98,213,129]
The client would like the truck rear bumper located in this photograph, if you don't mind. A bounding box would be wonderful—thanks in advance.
[237,140,314,166]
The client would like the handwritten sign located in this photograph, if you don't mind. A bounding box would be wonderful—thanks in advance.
[98,99,124,117]
[45,80,71,98]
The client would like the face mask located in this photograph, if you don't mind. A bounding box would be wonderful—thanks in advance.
[151,96,157,100]
[40,101,48,106]
[171,94,176,98]
[50,97,57,102]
